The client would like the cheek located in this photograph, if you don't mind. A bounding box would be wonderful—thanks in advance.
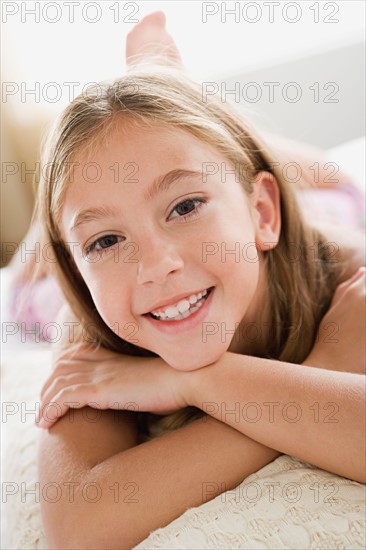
[99,297,126,323]
[80,274,128,326]
[201,217,259,273]
[224,255,260,300]
[207,225,260,303]
[89,289,139,345]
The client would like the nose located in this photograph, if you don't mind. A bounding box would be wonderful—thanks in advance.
[136,238,184,286]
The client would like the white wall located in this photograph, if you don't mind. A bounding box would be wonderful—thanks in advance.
[222,41,365,148]
[2,0,365,128]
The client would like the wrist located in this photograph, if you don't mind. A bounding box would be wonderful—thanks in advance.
[178,369,201,409]
[178,363,210,409]
[176,351,243,410]
[180,353,229,409]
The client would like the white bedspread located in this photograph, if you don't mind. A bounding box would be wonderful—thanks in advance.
[136,456,366,549]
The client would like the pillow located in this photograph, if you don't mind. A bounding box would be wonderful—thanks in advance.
[135,455,366,549]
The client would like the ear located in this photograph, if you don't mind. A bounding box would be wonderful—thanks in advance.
[250,171,281,251]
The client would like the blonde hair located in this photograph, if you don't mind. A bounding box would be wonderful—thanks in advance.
[34,69,343,438]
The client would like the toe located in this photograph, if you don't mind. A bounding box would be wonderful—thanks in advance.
[140,11,166,27]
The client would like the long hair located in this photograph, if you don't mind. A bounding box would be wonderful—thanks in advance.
[34,69,344,438]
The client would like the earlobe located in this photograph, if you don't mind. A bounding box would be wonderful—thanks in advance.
[252,171,281,251]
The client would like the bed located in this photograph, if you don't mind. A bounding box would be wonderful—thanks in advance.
[1,137,365,549]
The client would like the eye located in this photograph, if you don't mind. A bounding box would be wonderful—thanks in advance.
[85,235,124,258]
[169,198,207,221]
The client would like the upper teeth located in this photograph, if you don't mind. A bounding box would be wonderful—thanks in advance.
[151,289,209,319]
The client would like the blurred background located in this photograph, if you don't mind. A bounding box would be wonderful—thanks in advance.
[1,0,365,266]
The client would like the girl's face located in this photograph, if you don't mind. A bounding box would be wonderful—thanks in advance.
[61,121,280,370]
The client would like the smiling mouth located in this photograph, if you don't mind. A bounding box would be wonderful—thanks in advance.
[148,287,214,321]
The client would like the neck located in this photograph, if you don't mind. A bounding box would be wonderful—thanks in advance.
[228,256,272,357]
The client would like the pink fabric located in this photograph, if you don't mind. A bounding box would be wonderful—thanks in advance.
[10,276,64,343]
[295,185,365,229]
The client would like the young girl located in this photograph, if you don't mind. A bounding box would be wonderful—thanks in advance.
[34,12,365,549]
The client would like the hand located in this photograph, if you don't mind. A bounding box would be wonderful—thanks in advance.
[36,343,189,429]
[304,267,365,373]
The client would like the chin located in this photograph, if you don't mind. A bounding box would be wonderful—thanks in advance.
[162,348,226,372]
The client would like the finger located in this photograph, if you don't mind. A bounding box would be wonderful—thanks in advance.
[347,267,366,293]
[39,377,56,402]
[345,266,365,283]
[39,356,99,399]
[36,386,91,429]
[342,266,366,291]
[356,266,366,277]
[40,372,87,402]
[35,399,71,429]
[335,266,365,294]
[40,367,91,400]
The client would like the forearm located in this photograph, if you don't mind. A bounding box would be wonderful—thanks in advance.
[44,317,280,547]
[71,415,280,549]
[186,353,366,483]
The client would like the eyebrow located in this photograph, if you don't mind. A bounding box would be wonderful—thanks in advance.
[70,169,202,232]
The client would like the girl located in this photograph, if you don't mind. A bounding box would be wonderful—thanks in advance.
[34,12,365,549]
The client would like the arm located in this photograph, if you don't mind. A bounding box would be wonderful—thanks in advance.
[39,407,280,550]
[179,260,365,484]
[38,276,364,548]
[184,352,365,484]
[38,304,280,549]
[38,408,138,549]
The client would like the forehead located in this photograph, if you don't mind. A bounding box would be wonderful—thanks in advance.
[75,121,219,169]
[65,121,226,200]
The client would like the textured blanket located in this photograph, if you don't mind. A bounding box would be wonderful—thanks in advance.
[2,344,365,549]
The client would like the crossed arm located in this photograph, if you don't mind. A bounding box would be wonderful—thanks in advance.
[39,405,280,549]
[38,305,281,549]
[38,251,365,550]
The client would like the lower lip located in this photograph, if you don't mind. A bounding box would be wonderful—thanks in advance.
[143,287,215,335]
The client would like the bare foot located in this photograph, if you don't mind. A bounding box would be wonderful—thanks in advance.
[126,11,183,69]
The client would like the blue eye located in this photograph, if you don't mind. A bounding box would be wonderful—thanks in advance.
[85,235,123,258]
[169,198,207,221]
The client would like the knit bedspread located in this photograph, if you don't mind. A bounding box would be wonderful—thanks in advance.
[2,345,365,550]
